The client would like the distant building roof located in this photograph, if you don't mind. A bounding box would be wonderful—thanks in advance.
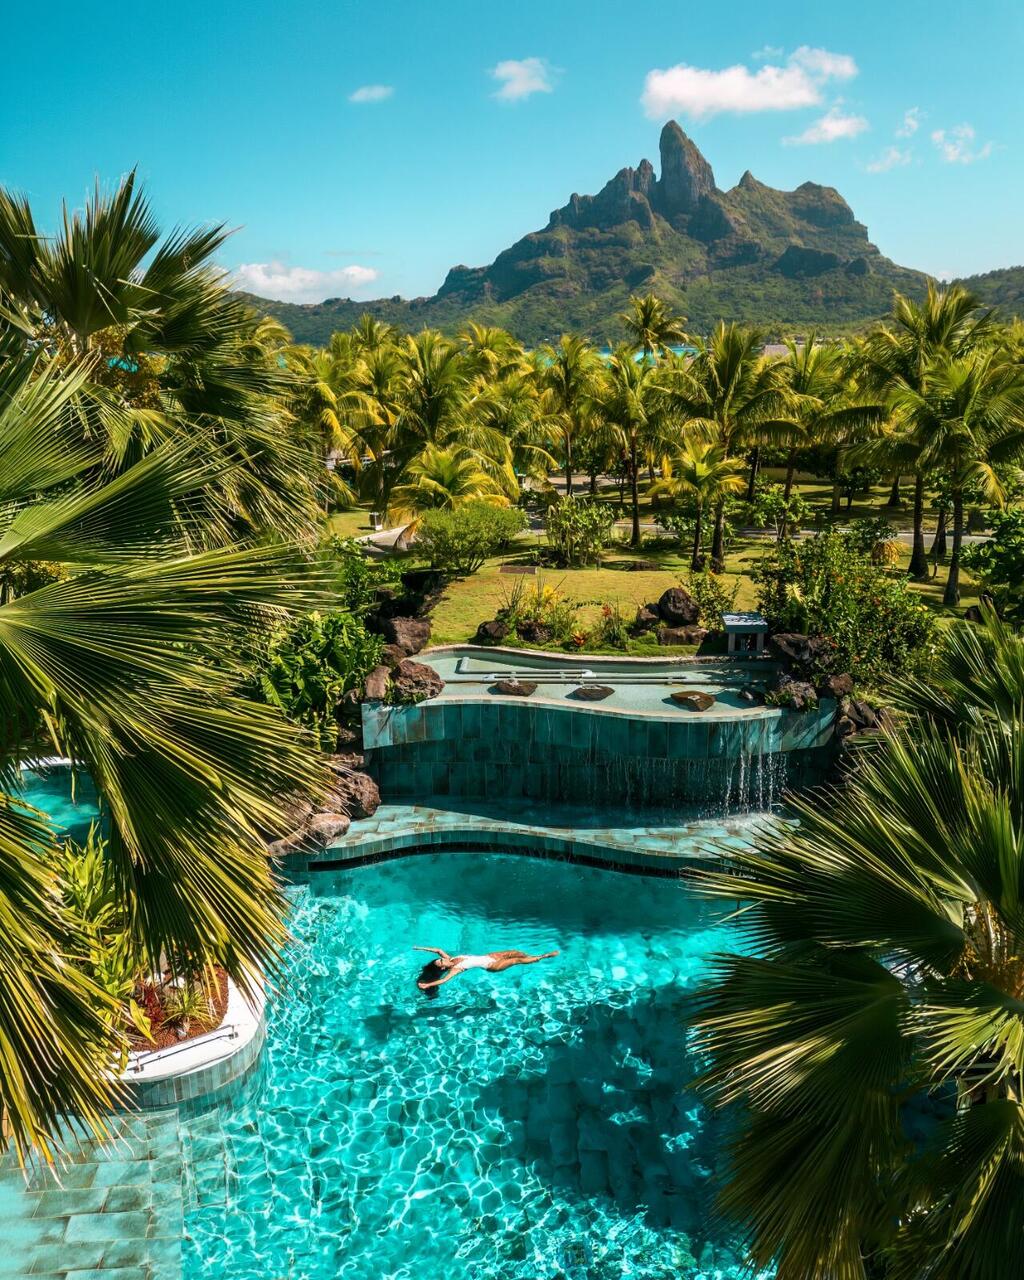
[722,611,768,633]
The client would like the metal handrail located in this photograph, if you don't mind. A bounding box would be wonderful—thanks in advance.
[126,1022,239,1073]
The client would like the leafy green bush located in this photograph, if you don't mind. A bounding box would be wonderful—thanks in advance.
[591,602,631,649]
[498,578,582,645]
[755,529,936,682]
[318,536,403,614]
[417,502,526,575]
[682,566,739,628]
[545,495,614,567]
[247,610,384,748]
[749,484,811,541]
[962,507,1024,620]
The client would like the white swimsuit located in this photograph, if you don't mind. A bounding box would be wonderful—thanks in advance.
[455,954,495,971]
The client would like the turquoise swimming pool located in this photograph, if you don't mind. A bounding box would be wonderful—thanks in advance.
[180,852,758,1280]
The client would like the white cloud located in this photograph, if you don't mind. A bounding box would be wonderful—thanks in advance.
[234,262,379,303]
[491,57,555,102]
[866,145,912,173]
[641,45,857,121]
[751,44,784,61]
[931,123,994,164]
[349,84,393,104]
[784,106,869,145]
[896,107,922,137]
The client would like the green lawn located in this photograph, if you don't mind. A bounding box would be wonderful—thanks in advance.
[326,507,378,539]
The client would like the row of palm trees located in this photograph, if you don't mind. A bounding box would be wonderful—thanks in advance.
[295,288,1024,602]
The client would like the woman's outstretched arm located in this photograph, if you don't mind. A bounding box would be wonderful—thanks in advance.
[413,946,451,959]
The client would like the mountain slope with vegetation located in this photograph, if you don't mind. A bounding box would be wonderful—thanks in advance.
[242,122,929,343]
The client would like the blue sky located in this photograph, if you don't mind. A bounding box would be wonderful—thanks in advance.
[4,0,1021,303]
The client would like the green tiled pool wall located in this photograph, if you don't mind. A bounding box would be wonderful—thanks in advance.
[125,1011,267,1111]
[363,699,835,809]
[0,1112,184,1280]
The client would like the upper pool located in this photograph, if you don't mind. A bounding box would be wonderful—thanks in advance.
[181,851,760,1279]
[422,647,778,717]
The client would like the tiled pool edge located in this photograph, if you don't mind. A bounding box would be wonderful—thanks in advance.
[281,800,761,878]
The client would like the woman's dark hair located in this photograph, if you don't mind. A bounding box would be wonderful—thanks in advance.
[417,958,441,1000]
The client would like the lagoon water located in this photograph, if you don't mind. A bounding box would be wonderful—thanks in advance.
[181,852,756,1280]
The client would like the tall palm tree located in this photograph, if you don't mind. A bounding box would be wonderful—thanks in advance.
[858,284,993,578]
[691,612,1024,1280]
[0,346,326,1160]
[888,350,1024,604]
[669,323,787,570]
[620,293,688,361]
[595,346,678,547]
[0,174,322,543]
[649,439,746,568]
[539,334,603,495]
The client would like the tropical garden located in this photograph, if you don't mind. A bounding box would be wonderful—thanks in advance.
[1,172,1024,1278]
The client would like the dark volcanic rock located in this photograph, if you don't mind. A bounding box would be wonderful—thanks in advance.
[326,770,380,820]
[474,618,509,645]
[657,587,700,626]
[391,658,444,704]
[493,679,537,697]
[634,604,662,632]
[380,616,431,656]
[819,672,854,699]
[845,698,879,730]
[570,684,614,701]
[364,665,391,702]
[381,644,407,668]
[771,632,827,664]
[308,812,351,844]
[653,121,716,219]
[658,625,707,646]
[622,559,660,572]
[518,619,553,645]
[772,677,819,711]
[671,689,715,712]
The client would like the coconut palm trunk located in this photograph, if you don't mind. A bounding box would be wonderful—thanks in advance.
[746,446,760,502]
[629,441,641,547]
[565,435,573,497]
[887,474,903,507]
[933,508,948,559]
[909,473,928,578]
[710,500,727,572]
[944,487,965,605]
[691,503,704,570]
[783,448,798,500]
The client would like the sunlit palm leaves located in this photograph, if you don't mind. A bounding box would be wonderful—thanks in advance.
[692,612,1024,1280]
[0,354,327,1161]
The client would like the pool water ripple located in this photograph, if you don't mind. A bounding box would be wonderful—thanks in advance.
[181,853,762,1280]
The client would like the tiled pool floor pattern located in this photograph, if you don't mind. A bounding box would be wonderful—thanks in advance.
[0,1113,183,1280]
[288,798,768,875]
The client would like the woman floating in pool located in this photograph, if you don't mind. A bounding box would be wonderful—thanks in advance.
[414,945,559,991]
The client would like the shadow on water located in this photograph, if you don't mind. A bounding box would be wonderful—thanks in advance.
[472,988,725,1250]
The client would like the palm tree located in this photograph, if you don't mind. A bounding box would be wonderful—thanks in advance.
[691,612,1024,1280]
[620,293,688,361]
[858,284,993,578]
[669,323,787,570]
[539,335,603,495]
[595,346,678,547]
[0,345,326,1160]
[389,443,511,517]
[649,439,746,568]
[0,175,322,543]
[887,350,1024,604]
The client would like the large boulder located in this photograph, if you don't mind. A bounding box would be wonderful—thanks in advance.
[819,672,854,699]
[844,698,879,731]
[658,625,707,646]
[657,587,700,627]
[474,618,509,646]
[771,676,818,711]
[391,658,444,704]
[770,633,827,664]
[380,616,431,656]
[326,770,381,820]
[307,812,351,845]
[518,619,553,645]
[364,664,391,702]
[634,603,661,632]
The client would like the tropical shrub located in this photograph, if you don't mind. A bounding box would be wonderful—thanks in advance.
[962,506,1024,619]
[682,567,738,629]
[545,495,614,567]
[417,502,526,575]
[247,611,384,749]
[748,483,810,542]
[691,615,1024,1280]
[591,602,631,649]
[755,529,935,681]
[499,578,581,645]
[319,536,403,614]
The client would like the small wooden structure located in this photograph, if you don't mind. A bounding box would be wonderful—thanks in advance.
[722,611,768,655]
